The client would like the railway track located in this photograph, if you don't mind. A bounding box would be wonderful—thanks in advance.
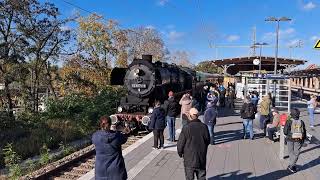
[23,133,148,180]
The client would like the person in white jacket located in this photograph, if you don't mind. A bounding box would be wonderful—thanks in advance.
[179,93,192,127]
[307,95,318,129]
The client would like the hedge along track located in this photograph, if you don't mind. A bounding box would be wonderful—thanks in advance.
[22,132,148,180]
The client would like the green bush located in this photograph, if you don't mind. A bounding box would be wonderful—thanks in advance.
[0,86,125,170]
[39,144,51,165]
[3,144,22,180]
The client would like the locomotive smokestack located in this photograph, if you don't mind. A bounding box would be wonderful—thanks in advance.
[142,55,152,62]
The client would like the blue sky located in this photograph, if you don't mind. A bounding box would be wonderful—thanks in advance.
[50,0,320,67]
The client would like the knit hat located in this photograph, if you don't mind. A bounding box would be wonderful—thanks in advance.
[271,107,279,113]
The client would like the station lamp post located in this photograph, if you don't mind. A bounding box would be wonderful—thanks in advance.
[266,17,291,161]
[265,17,291,75]
[254,42,269,76]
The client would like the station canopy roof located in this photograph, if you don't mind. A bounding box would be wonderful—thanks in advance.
[290,68,320,77]
[207,56,307,75]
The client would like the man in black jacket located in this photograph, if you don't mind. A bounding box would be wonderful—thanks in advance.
[240,96,256,140]
[163,91,179,142]
[177,108,210,180]
[284,108,307,173]
[149,100,166,149]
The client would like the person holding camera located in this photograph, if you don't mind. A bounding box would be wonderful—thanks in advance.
[92,115,130,180]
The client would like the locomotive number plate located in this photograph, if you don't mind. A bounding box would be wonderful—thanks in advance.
[131,84,147,88]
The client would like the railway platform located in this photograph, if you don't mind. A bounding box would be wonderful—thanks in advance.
[80,101,320,180]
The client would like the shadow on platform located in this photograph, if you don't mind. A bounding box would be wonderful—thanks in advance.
[208,156,320,180]
[217,107,240,118]
[216,121,243,127]
[214,129,265,145]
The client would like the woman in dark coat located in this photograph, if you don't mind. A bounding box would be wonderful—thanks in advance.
[92,116,130,180]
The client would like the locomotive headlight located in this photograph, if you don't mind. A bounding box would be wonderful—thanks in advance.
[134,68,140,76]
[117,106,123,113]
[148,107,153,114]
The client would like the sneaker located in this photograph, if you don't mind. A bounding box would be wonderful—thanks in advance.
[287,166,297,173]
[292,166,297,172]
[266,139,274,144]
[310,126,315,129]
[159,146,165,150]
[152,147,158,150]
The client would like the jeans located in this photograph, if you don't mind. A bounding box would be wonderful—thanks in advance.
[287,140,303,167]
[308,108,315,126]
[167,116,176,141]
[243,119,254,139]
[184,167,206,180]
[260,115,270,135]
[267,127,277,141]
[207,124,215,145]
[260,115,269,130]
[153,129,164,148]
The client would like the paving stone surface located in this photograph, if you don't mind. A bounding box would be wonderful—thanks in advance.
[82,100,320,180]
[131,101,320,180]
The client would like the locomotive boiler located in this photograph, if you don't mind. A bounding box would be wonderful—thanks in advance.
[110,55,223,130]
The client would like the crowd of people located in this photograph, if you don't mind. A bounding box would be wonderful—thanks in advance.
[240,92,309,174]
[91,83,317,179]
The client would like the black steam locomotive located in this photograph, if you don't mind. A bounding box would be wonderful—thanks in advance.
[110,55,223,130]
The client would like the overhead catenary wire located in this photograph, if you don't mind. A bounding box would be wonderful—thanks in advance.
[194,0,215,47]
[60,0,95,15]
[58,0,145,37]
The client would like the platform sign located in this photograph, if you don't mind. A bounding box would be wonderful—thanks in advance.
[314,40,320,49]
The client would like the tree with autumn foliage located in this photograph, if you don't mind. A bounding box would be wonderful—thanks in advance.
[0,0,73,113]
[127,26,166,62]
[19,1,73,112]
[194,61,223,74]
[169,50,194,68]
[60,14,129,96]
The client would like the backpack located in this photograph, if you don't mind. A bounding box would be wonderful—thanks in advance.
[291,120,304,139]
[244,104,255,119]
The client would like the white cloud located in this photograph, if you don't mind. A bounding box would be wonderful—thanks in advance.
[310,36,319,41]
[286,39,301,47]
[60,25,71,31]
[167,30,185,42]
[302,2,316,10]
[263,28,295,40]
[226,35,240,42]
[166,24,175,29]
[145,25,155,29]
[282,28,295,35]
[158,0,169,6]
